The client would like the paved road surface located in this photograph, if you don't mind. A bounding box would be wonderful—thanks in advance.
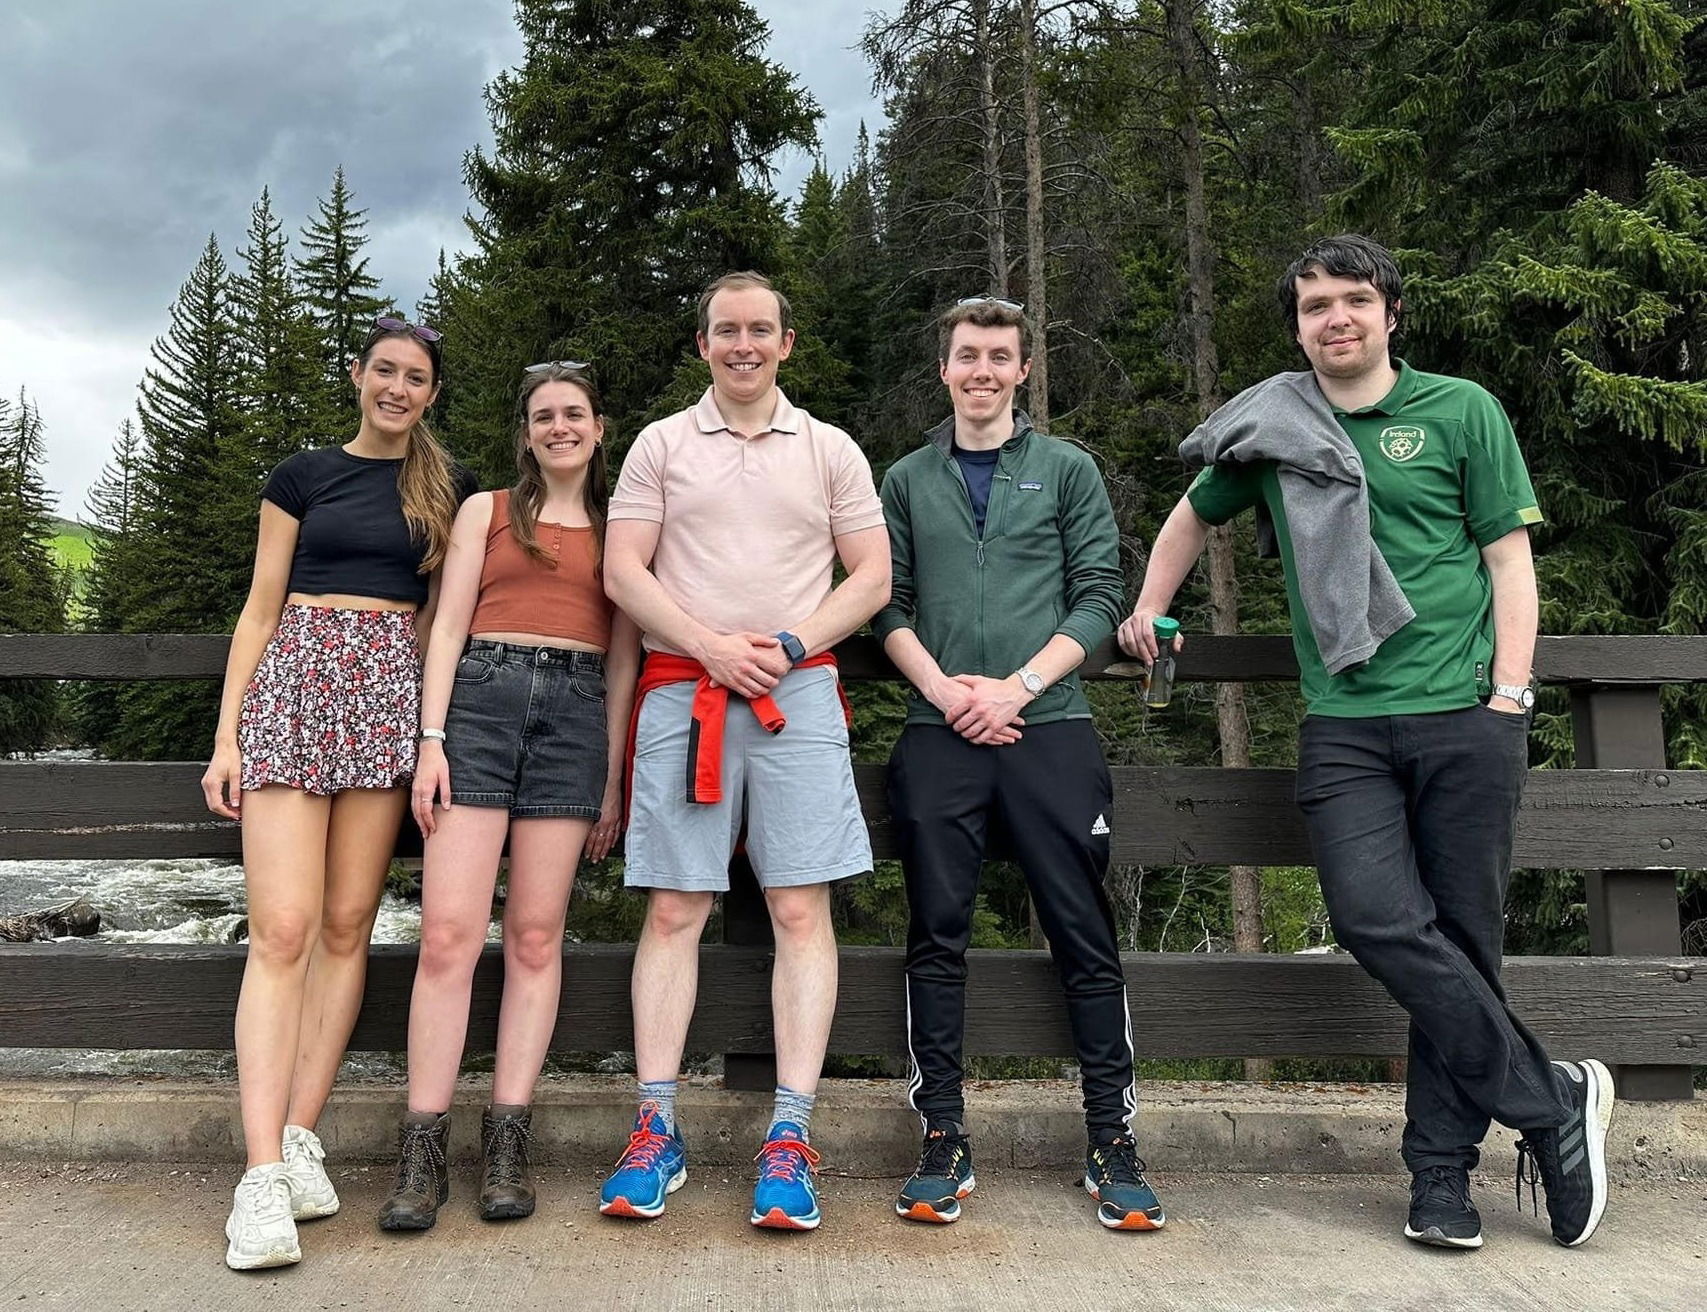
[1,1161,1701,1310]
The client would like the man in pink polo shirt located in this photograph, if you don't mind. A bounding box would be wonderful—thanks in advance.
[598,271,890,1231]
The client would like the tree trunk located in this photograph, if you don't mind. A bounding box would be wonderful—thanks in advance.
[976,0,1010,296]
[1168,0,1270,1080]
[1018,0,1047,429]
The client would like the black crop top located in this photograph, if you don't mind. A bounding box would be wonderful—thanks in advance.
[262,446,479,605]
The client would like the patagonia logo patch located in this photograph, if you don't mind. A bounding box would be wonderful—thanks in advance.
[1018,481,1043,491]
[1378,425,1427,463]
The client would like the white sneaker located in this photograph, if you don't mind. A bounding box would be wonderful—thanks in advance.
[282,1124,341,1219]
[225,1162,301,1270]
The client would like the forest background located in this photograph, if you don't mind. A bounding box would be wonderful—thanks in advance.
[3,1,1705,1060]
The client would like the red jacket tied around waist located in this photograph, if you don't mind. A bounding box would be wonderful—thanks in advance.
[624,650,852,821]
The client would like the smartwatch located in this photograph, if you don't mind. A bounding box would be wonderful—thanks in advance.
[1491,683,1535,710]
[775,631,807,667]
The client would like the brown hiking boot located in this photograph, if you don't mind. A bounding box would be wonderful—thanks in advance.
[479,1105,535,1221]
[377,1112,450,1231]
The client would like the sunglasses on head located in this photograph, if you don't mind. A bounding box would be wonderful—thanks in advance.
[374,315,443,344]
[956,295,1025,313]
[525,359,591,374]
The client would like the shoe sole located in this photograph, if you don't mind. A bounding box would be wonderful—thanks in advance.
[292,1193,340,1221]
[377,1209,438,1232]
[224,1221,300,1269]
[1404,1223,1483,1250]
[1084,1177,1166,1231]
[480,1200,536,1221]
[1560,1058,1614,1248]
[895,1174,976,1224]
[751,1205,821,1231]
[599,1166,686,1219]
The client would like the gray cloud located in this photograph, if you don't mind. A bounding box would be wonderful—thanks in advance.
[0,0,889,514]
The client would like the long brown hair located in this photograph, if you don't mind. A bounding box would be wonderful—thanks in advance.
[356,320,459,572]
[510,365,609,565]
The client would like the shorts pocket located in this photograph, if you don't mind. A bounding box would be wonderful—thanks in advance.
[454,655,496,685]
[571,673,606,703]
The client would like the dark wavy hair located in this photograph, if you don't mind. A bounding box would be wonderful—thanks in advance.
[1276,234,1404,339]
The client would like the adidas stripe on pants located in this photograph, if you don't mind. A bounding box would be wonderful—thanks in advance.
[888,720,1137,1139]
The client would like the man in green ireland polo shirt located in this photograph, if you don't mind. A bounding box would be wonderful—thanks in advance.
[1118,234,1614,1252]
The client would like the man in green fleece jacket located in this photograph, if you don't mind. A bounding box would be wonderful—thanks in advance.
[873,296,1164,1233]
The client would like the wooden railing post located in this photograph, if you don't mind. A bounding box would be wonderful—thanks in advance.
[721,850,777,1091]
[1570,684,1694,1100]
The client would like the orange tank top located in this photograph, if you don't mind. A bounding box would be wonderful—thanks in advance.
[468,488,613,648]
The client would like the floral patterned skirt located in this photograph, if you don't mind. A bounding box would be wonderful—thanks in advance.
[238,604,420,795]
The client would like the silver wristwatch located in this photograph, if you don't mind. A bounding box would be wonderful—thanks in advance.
[1015,667,1046,696]
[1491,683,1535,710]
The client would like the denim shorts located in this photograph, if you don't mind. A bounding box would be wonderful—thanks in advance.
[443,639,609,818]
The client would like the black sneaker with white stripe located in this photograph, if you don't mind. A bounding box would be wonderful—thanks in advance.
[1514,1058,1615,1247]
[1404,1164,1482,1249]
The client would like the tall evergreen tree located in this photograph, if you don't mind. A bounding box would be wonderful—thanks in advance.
[0,389,64,751]
[96,235,250,758]
[448,0,822,465]
[297,166,387,433]
[234,187,322,470]
[71,416,144,750]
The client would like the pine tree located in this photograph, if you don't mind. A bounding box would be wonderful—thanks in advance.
[297,166,387,433]
[99,235,250,758]
[234,187,323,469]
[71,417,144,751]
[0,389,64,752]
[448,0,822,466]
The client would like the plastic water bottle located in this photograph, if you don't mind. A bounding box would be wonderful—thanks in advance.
[1143,617,1181,708]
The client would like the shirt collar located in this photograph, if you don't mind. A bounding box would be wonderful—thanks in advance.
[1335,359,1417,418]
[692,387,800,437]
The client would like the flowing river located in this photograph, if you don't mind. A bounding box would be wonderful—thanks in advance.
[0,854,430,1080]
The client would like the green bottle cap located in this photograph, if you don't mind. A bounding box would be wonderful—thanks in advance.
[1152,617,1181,639]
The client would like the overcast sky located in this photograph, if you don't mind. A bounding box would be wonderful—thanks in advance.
[0,1,888,520]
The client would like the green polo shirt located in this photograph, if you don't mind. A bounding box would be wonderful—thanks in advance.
[1186,361,1542,717]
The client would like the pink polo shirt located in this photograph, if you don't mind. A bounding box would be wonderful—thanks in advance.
[608,388,886,654]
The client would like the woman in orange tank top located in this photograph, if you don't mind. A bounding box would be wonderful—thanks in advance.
[380,365,640,1231]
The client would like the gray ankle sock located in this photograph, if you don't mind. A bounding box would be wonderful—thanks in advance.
[770,1086,816,1139]
[638,1079,678,1134]
[404,1108,445,1127]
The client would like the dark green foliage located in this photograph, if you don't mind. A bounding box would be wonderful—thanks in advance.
[444,0,824,470]
[0,390,64,751]
[80,235,250,759]
[236,188,325,471]
[297,167,388,433]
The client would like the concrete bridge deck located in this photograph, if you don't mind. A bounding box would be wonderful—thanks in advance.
[3,1161,1702,1311]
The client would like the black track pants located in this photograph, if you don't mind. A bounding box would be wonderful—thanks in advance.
[888,721,1135,1139]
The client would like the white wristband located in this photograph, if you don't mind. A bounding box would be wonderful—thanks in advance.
[419,727,446,743]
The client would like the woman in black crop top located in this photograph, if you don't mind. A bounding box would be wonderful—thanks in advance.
[199,317,471,1271]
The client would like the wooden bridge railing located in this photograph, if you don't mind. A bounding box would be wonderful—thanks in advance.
[1,632,1702,1100]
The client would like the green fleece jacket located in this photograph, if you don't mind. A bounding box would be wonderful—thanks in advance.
[873,412,1125,727]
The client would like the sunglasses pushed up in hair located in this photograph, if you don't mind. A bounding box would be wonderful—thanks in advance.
[524,359,591,375]
[374,315,442,344]
[957,295,1025,313]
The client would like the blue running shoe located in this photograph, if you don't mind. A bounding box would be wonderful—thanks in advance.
[598,1102,686,1219]
[1084,1134,1166,1231]
[896,1122,975,1224]
[750,1122,821,1230]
